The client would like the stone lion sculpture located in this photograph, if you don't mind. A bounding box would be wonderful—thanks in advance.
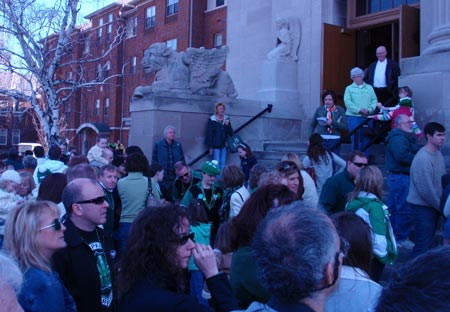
[133,43,238,99]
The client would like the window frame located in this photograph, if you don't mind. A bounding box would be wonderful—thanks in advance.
[145,5,156,29]
[0,128,7,145]
[166,0,179,16]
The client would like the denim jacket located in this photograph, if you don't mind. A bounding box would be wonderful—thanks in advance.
[19,266,77,312]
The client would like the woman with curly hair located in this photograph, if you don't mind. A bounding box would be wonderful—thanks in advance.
[116,205,238,311]
[4,201,76,312]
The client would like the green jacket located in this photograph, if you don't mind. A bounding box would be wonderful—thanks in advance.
[344,82,377,117]
[319,169,355,215]
[346,193,398,264]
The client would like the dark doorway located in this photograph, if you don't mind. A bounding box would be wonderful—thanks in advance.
[355,23,399,71]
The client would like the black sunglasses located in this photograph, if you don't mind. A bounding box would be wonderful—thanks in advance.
[352,162,368,168]
[75,196,106,205]
[180,172,190,178]
[39,218,63,231]
[176,232,195,245]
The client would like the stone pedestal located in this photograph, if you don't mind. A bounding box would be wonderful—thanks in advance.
[129,92,303,168]
[422,1,450,55]
[257,60,299,106]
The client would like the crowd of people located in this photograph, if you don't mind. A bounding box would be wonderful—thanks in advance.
[0,46,449,312]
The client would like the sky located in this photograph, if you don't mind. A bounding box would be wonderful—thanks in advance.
[78,0,117,20]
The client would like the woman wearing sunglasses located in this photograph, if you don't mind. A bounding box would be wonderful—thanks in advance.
[3,201,76,312]
[117,205,238,311]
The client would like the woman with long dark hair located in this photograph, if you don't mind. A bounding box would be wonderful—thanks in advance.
[116,205,238,311]
[302,133,345,194]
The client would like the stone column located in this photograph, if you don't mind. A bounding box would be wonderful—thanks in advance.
[422,1,450,55]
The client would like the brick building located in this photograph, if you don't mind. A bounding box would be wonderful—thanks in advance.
[57,0,227,153]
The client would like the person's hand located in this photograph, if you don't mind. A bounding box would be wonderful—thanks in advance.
[209,148,213,155]
[359,109,369,116]
[223,119,230,126]
[193,244,219,279]
[376,102,383,108]
[326,119,333,126]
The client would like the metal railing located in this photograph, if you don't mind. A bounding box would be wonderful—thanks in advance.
[188,104,273,167]
[329,118,390,152]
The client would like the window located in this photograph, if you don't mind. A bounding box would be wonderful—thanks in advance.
[104,61,110,78]
[216,0,225,6]
[356,0,419,16]
[94,99,100,116]
[96,63,102,81]
[107,14,113,41]
[166,0,179,16]
[130,56,137,74]
[98,18,104,42]
[104,98,110,116]
[145,6,156,28]
[166,38,177,51]
[126,16,138,38]
[12,129,20,145]
[214,33,223,48]
[0,129,6,145]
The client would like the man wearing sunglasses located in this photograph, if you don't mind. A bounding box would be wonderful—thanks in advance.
[319,150,368,214]
[53,178,116,312]
[173,161,202,200]
[244,202,342,312]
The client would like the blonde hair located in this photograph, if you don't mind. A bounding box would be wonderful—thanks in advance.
[4,201,61,272]
[19,171,36,196]
[281,152,304,170]
[348,165,383,201]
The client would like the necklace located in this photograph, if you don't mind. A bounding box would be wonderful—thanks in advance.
[197,184,220,210]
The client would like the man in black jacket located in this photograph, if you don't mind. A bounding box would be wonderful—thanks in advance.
[365,46,401,107]
[152,125,185,198]
[53,178,117,312]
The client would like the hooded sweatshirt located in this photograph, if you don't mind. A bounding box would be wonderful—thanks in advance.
[33,160,68,185]
[346,192,398,264]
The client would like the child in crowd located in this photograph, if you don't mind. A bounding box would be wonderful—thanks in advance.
[237,143,257,184]
[371,86,422,138]
[86,136,109,166]
[346,165,398,283]
[0,170,22,248]
[187,199,211,307]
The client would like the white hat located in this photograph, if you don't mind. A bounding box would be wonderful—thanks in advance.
[0,170,21,184]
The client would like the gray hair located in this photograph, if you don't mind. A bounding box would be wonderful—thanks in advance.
[252,202,338,302]
[0,252,22,293]
[350,67,364,79]
[22,155,37,169]
[163,125,176,136]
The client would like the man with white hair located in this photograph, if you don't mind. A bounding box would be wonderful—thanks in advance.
[152,125,185,198]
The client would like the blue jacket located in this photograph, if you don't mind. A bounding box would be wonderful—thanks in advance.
[152,139,185,178]
[205,115,234,148]
[19,266,76,312]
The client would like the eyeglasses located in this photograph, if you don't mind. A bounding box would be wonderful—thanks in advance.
[39,218,63,231]
[75,196,106,205]
[175,232,195,245]
[352,162,367,168]
[179,172,190,178]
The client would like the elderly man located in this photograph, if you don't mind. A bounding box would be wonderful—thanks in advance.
[53,178,116,312]
[365,46,401,107]
[244,202,343,312]
[319,150,368,214]
[152,125,185,198]
[173,161,202,200]
[385,114,419,248]
[407,122,446,257]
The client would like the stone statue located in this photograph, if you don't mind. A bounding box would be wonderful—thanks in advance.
[266,17,301,62]
[133,43,238,99]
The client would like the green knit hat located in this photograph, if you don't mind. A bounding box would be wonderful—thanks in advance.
[201,160,220,176]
